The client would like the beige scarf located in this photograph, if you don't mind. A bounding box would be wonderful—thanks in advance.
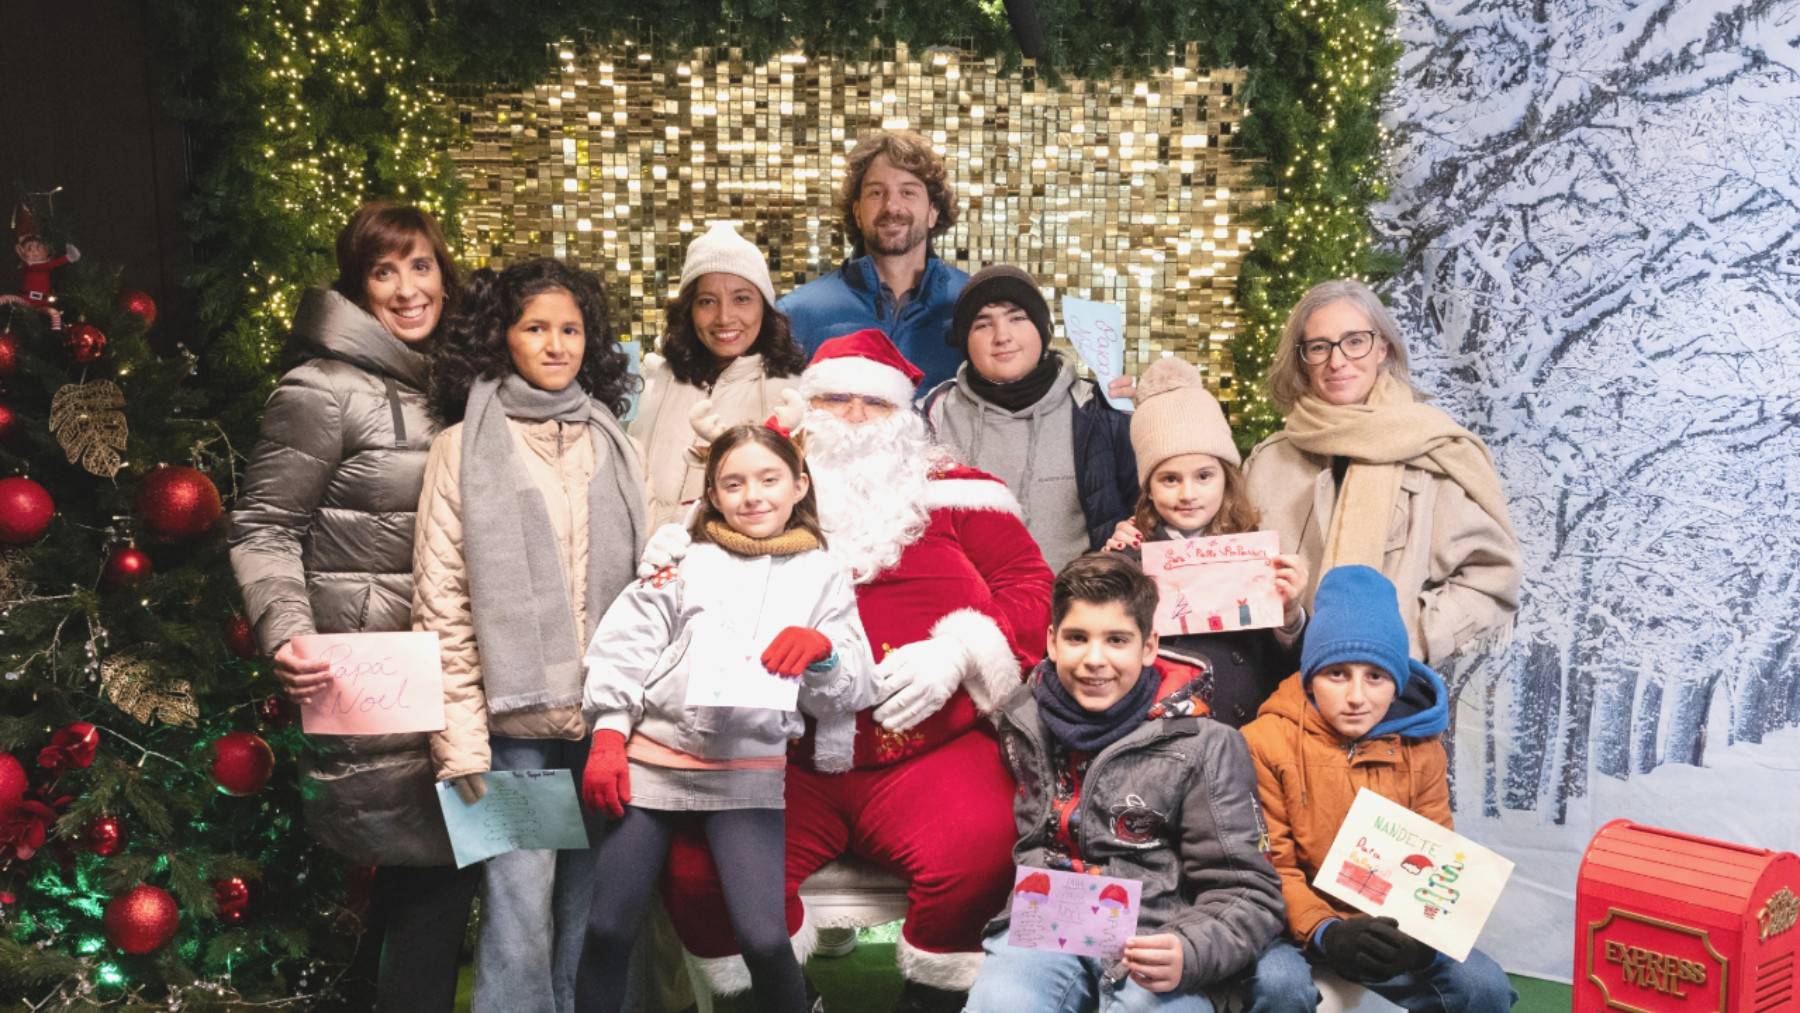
[1281,373,1516,571]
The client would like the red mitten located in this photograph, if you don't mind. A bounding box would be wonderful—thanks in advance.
[760,627,833,678]
[582,730,631,817]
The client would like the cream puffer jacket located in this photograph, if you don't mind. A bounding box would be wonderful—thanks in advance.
[629,353,801,528]
[1243,435,1521,664]
[412,418,638,780]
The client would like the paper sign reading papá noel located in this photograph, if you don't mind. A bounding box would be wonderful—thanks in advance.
[1312,788,1514,962]
[1060,296,1131,411]
[1005,866,1142,961]
[1139,530,1283,638]
[292,632,445,735]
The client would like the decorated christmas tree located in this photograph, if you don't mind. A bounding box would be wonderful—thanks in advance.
[0,193,361,1008]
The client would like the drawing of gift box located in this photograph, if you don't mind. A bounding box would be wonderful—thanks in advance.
[1336,861,1394,904]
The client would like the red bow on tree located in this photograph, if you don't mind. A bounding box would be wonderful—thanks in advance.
[0,793,71,861]
[36,723,99,773]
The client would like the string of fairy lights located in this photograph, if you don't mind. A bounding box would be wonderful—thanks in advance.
[201,0,1396,443]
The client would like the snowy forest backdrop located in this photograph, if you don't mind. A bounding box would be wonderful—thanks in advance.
[1376,0,1800,980]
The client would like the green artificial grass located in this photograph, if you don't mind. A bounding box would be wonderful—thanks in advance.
[455,940,1574,1011]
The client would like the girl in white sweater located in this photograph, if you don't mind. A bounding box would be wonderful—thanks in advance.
[575,417,870,1013]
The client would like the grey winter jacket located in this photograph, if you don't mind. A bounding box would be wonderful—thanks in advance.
[987,665,1286,992]
[228,288,453,866]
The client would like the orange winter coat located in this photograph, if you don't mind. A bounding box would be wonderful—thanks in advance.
[1239,674,1451,944]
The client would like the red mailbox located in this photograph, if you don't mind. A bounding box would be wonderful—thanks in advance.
[1576,820,1799,1011]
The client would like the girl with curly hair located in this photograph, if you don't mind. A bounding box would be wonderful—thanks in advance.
[413,257,647,1011]
[632,222,807,527]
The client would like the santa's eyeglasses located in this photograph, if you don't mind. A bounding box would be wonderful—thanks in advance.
[809,393,898,416]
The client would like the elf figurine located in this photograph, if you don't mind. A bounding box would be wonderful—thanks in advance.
[2,203,79,329]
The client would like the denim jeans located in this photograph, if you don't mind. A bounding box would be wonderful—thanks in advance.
[965,932,1216,1013]
[1245,940,1515,1012]
[472,735,606,1013]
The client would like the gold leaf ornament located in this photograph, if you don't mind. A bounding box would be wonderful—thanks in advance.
[101,653,199,726]
[50,380,128,478]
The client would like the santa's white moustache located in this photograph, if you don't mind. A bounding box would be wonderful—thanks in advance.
[803,408,940,583]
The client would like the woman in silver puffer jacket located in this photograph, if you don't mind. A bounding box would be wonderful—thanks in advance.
[228,201,476,1011]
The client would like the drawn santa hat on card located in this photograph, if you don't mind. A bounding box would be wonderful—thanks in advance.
[1098,883,1130,914]
[1015,871,1053,900]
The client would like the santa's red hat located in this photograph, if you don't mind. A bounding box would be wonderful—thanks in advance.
[799,328,924,407]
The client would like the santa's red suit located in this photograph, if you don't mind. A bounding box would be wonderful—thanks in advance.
[662,331,1054,995]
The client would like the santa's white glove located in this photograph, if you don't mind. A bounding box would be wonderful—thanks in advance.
[872,637,971,733]
[637,522,692,578]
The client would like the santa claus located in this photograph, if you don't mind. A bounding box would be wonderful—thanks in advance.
[660,329,1053,1011]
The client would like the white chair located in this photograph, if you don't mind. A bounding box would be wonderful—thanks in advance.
[686,855,909,1013]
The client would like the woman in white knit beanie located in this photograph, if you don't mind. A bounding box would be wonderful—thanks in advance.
[631,222,808,527]
[1102,354,1311,727]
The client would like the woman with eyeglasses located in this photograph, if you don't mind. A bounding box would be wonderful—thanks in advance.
[1243,279,1521,664]
[633,222,805,528]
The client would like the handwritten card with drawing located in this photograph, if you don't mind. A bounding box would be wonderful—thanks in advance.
[435,769,592,868]
[683,631,800,712]
[1005,866,1143,960]
[1139,530,1283,638]
[1060,296,1131,411]
[1312,788,1514,962]
[291,632,445,735]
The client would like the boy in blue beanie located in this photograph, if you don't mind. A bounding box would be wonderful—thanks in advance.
[1240,565,1514,1011]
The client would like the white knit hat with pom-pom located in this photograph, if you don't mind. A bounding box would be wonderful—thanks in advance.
[678,222,776,306]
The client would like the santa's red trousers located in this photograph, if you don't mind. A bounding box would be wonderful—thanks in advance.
[662,727,1017,964]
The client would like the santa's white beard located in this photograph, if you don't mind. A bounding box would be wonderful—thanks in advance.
[804,408,941,584]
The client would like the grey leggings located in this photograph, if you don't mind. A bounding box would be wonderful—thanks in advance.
[576,806,805,1013]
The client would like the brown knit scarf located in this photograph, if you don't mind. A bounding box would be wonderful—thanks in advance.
[1281,373,1516,574]
[699,519,821,558]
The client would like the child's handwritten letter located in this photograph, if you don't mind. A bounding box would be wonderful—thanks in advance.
[1313,788,1514,962]
[1005,866,1142,961]
[291,632,445,735]
[1060,296,1130,411]
[1139,530,1283,638]
[435,769,591,869]
[683,631,800,712]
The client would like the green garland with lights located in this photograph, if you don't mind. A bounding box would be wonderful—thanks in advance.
[0,1,1398,1004]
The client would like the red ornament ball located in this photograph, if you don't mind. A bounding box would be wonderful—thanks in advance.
[0,329,17,378]
[0,477,54,544]
[85,814,128,857]
[224,615,258,660]
[208,731,274,797]
[101,545,153,590]
[0,754,25,822]
[135,465,221,541]
[119,290,157,328]
[0,401,16,444]
[256,694,292,728]
[213,876,253,925]
[103,884,179,954]
[64,323,107,365]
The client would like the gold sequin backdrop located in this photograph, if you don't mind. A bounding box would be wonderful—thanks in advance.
[452,41,1267,402]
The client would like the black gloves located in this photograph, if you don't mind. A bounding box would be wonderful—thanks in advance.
[1318,917,1438,982]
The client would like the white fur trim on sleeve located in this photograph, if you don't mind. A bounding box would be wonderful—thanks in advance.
[799,356,918,408]
[932,608,1023,713]
[924,477,1022,516]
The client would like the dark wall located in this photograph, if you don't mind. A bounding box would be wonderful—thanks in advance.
[0,0,187,311]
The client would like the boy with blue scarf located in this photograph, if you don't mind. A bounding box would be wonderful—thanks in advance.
[1241,565,1514,1011]
[967,552,1284,1012]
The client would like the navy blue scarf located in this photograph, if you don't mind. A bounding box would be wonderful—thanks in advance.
[1032,662,1161,754]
